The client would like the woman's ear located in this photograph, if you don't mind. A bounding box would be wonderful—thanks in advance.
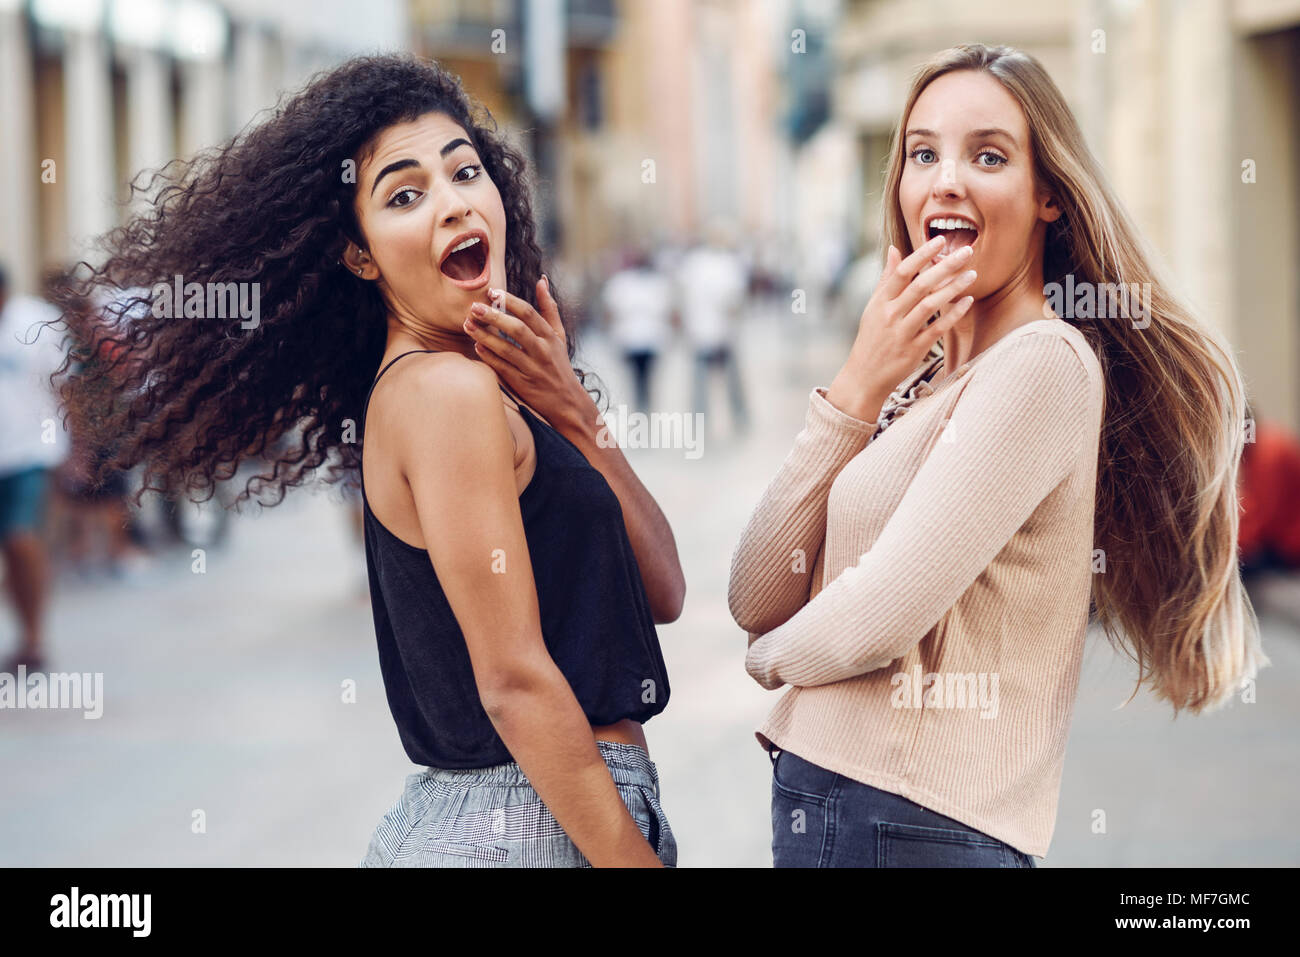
[341,242,372,279]
[1039,192,1064,225]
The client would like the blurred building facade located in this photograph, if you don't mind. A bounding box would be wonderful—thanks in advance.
[409,0,797,314]
[3,0,1295,430]
[833,0,1300,430]
[0,0,408,293]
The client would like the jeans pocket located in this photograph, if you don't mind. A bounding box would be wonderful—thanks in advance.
[876,821,1018,868]
[771,776,828,867]
[771,750,831,803]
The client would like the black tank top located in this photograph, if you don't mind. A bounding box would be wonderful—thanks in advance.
[358,350,671,768]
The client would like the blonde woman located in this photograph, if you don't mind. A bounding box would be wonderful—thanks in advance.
[729,43,1267,868]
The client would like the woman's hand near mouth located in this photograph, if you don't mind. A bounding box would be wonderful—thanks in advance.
[825,234,977,422]
[461,276,588,429]
[462,275,687,624]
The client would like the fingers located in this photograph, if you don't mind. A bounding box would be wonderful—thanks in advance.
[918,294,975,349]
[902,266,978,335]
[484,287,554,341]
[467,297,532,354]
[464,305,526,359]
[469,330,513,376]
[877,235,946,300]
[884,243,901,277]
[466,319,522,366]
[892,244,975,324]
[536,275,565,337]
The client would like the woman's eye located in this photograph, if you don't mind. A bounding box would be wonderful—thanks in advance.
[909,147,936,164]
[454,164,483,182]
[388,187,420,208]
[978,151,1008,167]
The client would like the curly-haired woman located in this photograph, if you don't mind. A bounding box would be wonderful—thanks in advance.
[49,54,683,868]
[729,43,1268,868]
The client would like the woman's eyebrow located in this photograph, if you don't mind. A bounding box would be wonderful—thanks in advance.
[968,127,1018,146]
[368,139,474,198]
[905,127,1019,146]
[439,137,472,157]
[370,158,420,197]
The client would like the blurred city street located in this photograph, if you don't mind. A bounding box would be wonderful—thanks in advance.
[3,307,1296,867]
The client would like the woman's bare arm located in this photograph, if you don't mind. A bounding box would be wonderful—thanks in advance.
[389,352,662,867]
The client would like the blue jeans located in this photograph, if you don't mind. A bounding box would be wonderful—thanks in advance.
[360,741,676,867]
[769,747,1037,868]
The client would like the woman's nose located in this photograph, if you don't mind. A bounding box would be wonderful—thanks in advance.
[933,158,964,197]
[440,203,470,228]
[429,182,471,227]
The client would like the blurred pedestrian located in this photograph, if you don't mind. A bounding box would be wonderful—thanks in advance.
[0,264,71,673]
[51,287,149,581]
[677,224,750,434]
[601,247,674,411]
[1238,402,1300,624]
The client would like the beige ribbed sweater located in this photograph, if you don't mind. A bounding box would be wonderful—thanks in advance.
[730,318,1105,857]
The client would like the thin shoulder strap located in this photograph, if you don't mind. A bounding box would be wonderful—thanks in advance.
[361,350,435,435]
[497,384,549,428]
[372,349,436,389]
[366,349,531,420]
[498,381,526,414]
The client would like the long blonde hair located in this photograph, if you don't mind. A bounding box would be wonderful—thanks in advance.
[879,43,1267,715]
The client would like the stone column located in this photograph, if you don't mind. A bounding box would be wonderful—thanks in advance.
[0,3,39,293]
[124,46,175,208]
[64,23,116,263]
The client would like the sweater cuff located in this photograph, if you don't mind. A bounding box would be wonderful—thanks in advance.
[744,634,783,690]
[806,387,880,449]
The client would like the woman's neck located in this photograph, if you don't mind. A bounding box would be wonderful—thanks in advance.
[940,266,1053,374]
[384,318,478,363]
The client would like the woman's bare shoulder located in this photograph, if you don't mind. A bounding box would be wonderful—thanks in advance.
[382,352,500,412]
[374,352,510,450]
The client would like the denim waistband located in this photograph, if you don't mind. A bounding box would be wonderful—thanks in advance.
[418,740,659,789]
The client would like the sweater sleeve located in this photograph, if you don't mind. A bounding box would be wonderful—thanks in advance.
[727,386,881,635]
[744,332,1097,690]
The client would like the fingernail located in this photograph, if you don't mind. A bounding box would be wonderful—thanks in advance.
[470,302,486,314]
[541,273,549,288]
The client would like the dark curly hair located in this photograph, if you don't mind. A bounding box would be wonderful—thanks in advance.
[42,53,602,509]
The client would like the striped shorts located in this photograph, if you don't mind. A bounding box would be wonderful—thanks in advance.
[359,741,677,867]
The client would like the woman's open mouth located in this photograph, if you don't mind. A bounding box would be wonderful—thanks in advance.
[439,231,490,289]
[925,216,979,257]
